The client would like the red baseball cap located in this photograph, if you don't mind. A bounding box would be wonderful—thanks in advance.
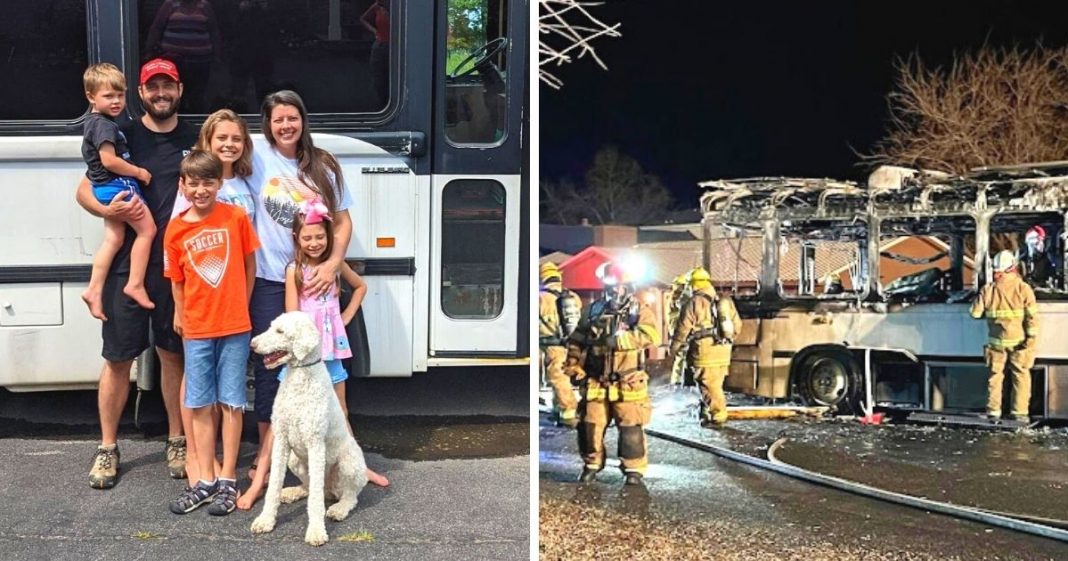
[139,58,180,85]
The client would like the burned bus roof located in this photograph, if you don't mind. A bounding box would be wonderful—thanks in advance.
[699,166,1068,227]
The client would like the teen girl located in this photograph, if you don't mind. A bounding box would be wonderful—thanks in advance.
[173,109,255,492]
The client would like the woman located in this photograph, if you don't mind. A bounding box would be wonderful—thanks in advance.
[239,90,386,510]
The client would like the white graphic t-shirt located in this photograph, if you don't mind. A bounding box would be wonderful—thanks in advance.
[170,175,257,223]
[249,141,352,282]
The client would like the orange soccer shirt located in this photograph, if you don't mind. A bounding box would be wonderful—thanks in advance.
[164,202,260,339]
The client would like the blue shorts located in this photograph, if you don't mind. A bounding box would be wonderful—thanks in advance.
[278,359,348,385]
[92,176,142,206]
[184,332,251,409]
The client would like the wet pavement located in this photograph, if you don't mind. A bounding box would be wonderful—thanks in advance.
[0,366,531,561]
[649,387,1068,521]
[539,386,1068,560]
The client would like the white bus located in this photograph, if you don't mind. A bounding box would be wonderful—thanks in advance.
[0,0,530,393]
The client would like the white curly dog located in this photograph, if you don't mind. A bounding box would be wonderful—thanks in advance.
[249,311,369,546]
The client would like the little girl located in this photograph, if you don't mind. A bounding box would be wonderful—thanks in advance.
[238,201,388,509]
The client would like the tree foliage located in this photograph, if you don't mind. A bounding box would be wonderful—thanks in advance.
[867,45,1068,174]
[541,146,673,225]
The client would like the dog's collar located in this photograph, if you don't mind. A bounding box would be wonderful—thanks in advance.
[295,358,323,368]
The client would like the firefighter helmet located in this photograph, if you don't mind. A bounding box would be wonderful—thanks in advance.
[689,267,712,290]
[673,273,689,287]
[595,261,631,287]
[540,261,562,284]
[992,250,1016,273]
[1026,225,1047,253]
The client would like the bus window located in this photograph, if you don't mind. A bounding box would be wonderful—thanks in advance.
[879,216,975,302]
[137,0,393,115]
[443,0,509,144]
[989,212,1065,295]
[440,179,505,319]
[0,1,87,121]
[778,236,864,298]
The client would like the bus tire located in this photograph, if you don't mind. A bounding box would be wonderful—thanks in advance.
[794,350,861,414]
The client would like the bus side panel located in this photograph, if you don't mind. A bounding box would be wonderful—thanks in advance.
[0,138,109,389]
[360,276,414,377]
[324,135,420,377]
[0,285,104,390]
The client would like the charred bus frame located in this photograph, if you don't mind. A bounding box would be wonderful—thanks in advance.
[698,164,1068,419]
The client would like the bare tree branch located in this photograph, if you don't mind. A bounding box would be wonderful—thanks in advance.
[865,45,1068,174]
[539,0,621,89]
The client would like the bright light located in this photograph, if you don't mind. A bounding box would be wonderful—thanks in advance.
[622,255,651,284]
[642,292,657,305]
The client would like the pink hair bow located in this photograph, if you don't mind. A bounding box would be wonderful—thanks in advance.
[300,200,332,225]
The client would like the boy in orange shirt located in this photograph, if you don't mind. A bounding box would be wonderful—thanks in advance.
[164,150,259,516]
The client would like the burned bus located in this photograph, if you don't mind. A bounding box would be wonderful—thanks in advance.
[698,164,1068,421]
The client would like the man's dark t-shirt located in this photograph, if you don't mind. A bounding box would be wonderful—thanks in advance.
[109,118,197,275]
[82,113,133,184]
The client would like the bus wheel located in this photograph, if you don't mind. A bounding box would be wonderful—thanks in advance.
[796,352,859,413]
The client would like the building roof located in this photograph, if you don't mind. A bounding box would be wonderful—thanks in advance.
[539,251,571,266]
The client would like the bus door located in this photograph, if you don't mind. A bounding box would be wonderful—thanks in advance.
[429,0,527,357]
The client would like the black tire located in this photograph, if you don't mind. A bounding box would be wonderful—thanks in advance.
[794,351,862,414]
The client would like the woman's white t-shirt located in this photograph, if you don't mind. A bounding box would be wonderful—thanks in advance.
[169,176,257,222]
[249,141,353,282]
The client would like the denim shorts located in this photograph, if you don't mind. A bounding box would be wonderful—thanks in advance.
[92,176,143,205]
[184,332,251,409]
[278,359,348,385]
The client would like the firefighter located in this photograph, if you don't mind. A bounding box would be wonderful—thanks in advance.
[539,262,581,428]
[970,250,1039,422]
[667,271,692,386]
[565,261,660,485]
[1019,225,1055,289]
[669,267,741,427]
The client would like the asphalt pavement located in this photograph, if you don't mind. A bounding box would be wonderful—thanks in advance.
[539,387,1068,561]
[0,366,532,561]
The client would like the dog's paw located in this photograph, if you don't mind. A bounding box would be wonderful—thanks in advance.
[326,502,353,521]
[250,515,276,534]
[304,525,329,546]
[280,486,309,504]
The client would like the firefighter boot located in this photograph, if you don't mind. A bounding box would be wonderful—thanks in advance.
[556,409,579,429]
[578,467,600,483]
[624,472,644,486]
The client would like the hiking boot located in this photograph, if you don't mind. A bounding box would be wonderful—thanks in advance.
[166,436,187,479]
[578,468,599,483]
[89,445,120,489]
[169,481,217,514]
[624,473,644,486]
[207,479,238,516]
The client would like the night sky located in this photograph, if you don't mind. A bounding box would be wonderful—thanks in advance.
[541,0,1068,209]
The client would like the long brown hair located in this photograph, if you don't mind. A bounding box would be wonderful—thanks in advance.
[291,210,337,295]
[261,90,344,213]
[196,109,253,178]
